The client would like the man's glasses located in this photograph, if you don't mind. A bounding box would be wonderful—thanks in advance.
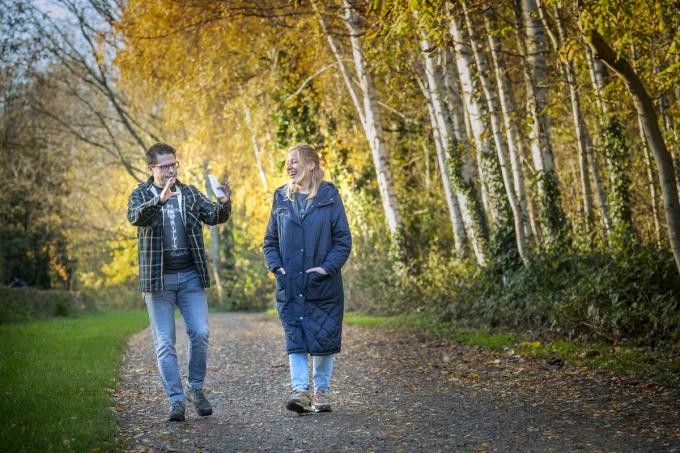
[151,161,180,172]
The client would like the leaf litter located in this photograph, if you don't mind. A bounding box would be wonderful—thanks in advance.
[114,313,680,452]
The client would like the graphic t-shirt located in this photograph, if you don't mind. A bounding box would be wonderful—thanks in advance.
[160,192,194,273]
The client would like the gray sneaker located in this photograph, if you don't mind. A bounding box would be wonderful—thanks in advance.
[167,401,185,421]
[185,388,213,416]
[313,389,332,412]
[286,389,312,414]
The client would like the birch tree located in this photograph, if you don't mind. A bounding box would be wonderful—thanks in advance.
[416,51,467,256]
[450,11,518,263]
[463,3,530,264]
[241,101,269,192]
[537,2,595,231]
[441,49,491,265]
[630,44,663,245]
[515,0,568,245]
[584,46,614,234]
[312,0,403,243]
[483,6,533,246]
[203,161,225,308]
[418,36,490,264]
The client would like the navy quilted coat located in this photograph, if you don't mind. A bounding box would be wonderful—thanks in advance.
[263,181,352,356]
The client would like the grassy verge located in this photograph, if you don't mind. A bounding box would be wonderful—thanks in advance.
[0,310,149,452]
[348,313,680,385]
[265,308,679,385]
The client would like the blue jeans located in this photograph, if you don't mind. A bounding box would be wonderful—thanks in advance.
[143,270,209,403]
[289,353,334,391]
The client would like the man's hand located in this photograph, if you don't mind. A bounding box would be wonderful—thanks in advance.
[277,267,286,275]
[160,177,179,203]
[306,267,328,275]
[218,182,231,205]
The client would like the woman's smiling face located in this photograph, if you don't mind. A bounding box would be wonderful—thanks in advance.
[286,150,302,182]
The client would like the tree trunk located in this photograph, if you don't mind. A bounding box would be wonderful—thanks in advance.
[483,6,533,246]
[440,49,490,265]
[343,0,403,238]
[584,46,613,234]
[202,161,224,309]
[242,103,269,192]
[311,0,403,242]
[585,28,680,275]
[463,3,529,264]
[516,0,568,245]
[585,45,635,242]
[630,45,663,246]
[313,1,366,128]
[538,3,594,231]
[441,49,468,143]
[450,12,517,264]
[416,51,467,256]
[639,121,663,245]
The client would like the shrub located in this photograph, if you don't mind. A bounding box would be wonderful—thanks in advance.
[0,286,96,323]
[440,247,680,346]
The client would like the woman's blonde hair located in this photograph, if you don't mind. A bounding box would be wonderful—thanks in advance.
[286,143,324,200]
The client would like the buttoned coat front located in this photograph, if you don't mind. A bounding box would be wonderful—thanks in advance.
[263,181,352,356]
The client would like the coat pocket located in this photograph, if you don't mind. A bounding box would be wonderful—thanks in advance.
[275,271,287,303]
[305,272,337,302]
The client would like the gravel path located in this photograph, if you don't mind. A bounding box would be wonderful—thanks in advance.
[114,313,680,452]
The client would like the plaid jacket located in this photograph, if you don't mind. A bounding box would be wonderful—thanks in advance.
[127,177,231,292]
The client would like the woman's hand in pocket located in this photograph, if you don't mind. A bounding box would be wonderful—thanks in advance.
[276,267,286,275]
[306,267,327,275]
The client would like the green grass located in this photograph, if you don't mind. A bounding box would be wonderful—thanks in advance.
[0,310,149,452]
[343,312,519,349]
[268,309,679,386]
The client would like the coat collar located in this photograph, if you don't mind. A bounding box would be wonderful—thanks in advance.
[274,181,338,223]
[274,181,337,205]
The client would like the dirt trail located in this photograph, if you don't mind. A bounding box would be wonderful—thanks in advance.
[115,313,680,452]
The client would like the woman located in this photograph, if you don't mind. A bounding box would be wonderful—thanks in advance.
[263,143,352,414]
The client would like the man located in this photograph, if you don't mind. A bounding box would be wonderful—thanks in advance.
[127,143,231,421]
[9,276,28,288]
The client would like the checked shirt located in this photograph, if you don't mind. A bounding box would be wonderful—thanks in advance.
[127,177,231,292]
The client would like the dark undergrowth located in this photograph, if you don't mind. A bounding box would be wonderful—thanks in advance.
[345,245,680,348]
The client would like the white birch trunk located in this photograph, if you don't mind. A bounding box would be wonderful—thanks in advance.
[417,67,468,256]
[242,104,268,192]
[441,49,468,143]
[483,7,533,245]
[313,2,366,129]
[464,3,530,264]
[638,116,663,245]
[517,0,567,243]
[439,49,490,264]
[311,0,403,238]
[539,3,594,230]
[451,12,516,262]
[584,46,613,234]
[343,0,402,236]
[202,161,224,308]
[630,46,663,245]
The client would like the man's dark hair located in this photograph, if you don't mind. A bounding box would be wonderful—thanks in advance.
[146,143,176,165]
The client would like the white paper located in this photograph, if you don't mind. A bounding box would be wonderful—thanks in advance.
[208,175,226,198]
